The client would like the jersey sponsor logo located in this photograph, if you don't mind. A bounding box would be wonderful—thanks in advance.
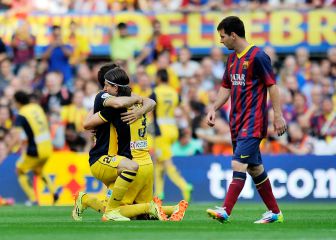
[242,61,249,69]
[130,140,148,150]
[101,93,111,99]
[230,74,246,86]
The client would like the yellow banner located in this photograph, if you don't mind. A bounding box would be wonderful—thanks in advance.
[35,151,106,206]
[0,10,334,54]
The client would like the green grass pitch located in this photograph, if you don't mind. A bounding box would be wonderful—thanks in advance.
[1,202,335,240]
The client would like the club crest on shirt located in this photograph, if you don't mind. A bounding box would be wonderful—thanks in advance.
[243,61,249,69]
[101,93,111,99]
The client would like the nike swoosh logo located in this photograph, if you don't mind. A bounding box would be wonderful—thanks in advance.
[240,155,249,158]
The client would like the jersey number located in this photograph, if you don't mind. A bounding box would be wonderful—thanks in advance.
[164,99,173,116]
[138,115,147,138]
[32,111,46,132]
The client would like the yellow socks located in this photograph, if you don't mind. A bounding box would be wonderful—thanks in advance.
[106,170,137,212]
[119,203,150,218]
[166,165,188,191]
[41,174,55,196]
[155,164,165,198]
[82,194,105,213]
[18,173,36,202]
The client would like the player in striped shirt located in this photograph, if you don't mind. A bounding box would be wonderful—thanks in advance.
[206,16,287,224]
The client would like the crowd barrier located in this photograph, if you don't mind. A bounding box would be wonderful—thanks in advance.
[0,10,335,56]
[0,151,335,205]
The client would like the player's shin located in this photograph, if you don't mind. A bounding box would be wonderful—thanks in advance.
[223,171,246,215]
[17,172,37,203]
[106,170,137,212]
[253,171,280,214]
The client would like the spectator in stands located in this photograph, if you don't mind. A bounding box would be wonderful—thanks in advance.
[61,90,89,152]
[302,64,323,105]
[280,122,314,155]
[310,97,336,141]
[0,105,12,132]
[201,57,217,89]
[65,21,90,71]
[110,0,136,11]
[83,81,99,110]
[146,51,180,90]
[196,117,232,155]
[41,71,72,114]
[264,45,280,75]
[16,65,35,93]
[72,0,108,13]
[0,37,7,63]
[131,72,153,98]
[171,46,200,78]
[109,22,143,75]
[279,55,305,89]
[11,22,35,74]
[172,127,203,156]
[210,46,225,81]
[142,19,176,64]
[0,58,14,93]
[295,47,312,84]
[41,25,73,89]
[327,47,336,64]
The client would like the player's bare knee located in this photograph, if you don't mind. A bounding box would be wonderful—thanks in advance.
[119,158,139,172]
[127,160,139,171]
[247,165,264,177]
[231,160,247,172]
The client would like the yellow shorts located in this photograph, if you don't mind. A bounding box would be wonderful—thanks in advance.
[121,162,153,204]
[16,154,49,174]
[154,125,178,162]
[90,155,125,187]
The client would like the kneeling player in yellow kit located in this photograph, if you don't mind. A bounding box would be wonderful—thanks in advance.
[72,65,188,221]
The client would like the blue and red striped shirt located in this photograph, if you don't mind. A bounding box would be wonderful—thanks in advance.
[222,46,276,141]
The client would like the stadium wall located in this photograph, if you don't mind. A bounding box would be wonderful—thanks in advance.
[0,152,335,205]
[0,10,335,56]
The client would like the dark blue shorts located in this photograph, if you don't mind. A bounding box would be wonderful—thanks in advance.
[232,137,262,166]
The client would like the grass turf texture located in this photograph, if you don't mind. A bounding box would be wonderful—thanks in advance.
[0,203,335,240]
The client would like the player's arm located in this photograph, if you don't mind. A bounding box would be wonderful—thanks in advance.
[83,109,106,130]
[206,87,230,127]
[268,85,287,136]
[103,94,143,109]
[121,97,156,124]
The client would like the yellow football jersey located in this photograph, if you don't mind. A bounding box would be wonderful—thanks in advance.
[129,104,152,165]
[153,85,179,126]
[16,103,52,158]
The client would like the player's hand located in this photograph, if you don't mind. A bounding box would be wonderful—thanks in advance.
[274,115,287,136]
[121,107,142,124]
[206,109,216,127]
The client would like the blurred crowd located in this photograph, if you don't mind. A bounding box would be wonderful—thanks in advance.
[0,15,335,158]
[0,0,335,16]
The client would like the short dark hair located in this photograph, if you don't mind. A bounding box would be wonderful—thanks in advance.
[97,63,119,88]
[217,16,245,38]
[117,22,127,30]
[156,69,169,83]
[14,91,30,105]
[51,25,61,32]
[104,67,130,86]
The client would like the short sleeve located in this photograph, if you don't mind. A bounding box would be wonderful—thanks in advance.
[254,51,276,87]
[93,92,111,113]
